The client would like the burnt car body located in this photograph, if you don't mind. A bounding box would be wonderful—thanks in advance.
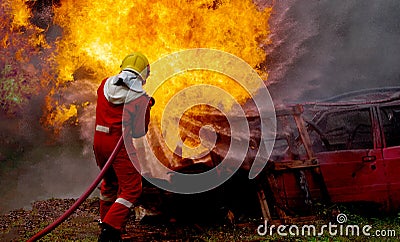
[138,88,400,221]
[258,88,400,220]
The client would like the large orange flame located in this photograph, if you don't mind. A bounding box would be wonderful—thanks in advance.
[2,0,272,137]
[52,0,271,128]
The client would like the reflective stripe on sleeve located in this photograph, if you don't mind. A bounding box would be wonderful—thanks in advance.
[96,125,110,133]
[115,198,133,208]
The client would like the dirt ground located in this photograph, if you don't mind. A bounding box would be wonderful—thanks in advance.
[0,198,265,242]
[1,196,399,242]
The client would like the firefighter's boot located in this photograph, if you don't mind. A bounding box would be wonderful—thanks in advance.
[98,223,122,242]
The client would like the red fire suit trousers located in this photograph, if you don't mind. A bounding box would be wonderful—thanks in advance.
[94,131,142,231]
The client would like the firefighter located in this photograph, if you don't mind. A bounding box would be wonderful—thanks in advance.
[93,52,154,241]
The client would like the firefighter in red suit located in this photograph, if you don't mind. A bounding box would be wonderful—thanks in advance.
[93,52,154,241]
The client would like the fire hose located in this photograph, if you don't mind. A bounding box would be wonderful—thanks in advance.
[28,136,124,242]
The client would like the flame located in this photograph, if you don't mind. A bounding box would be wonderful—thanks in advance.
[10,0,31,28]
[2,0,272,142]
[48,103,78,127]
[51,0,271,127]
[0,0,53,116]
[53,0,271,77]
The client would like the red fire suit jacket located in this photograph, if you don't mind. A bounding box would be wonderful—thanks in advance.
[93,77,153,166]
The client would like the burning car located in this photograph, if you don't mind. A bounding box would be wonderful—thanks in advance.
[255,88,400,221]
[137,88,400,222]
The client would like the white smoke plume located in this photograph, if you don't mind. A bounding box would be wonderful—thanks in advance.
[266,0,400,103]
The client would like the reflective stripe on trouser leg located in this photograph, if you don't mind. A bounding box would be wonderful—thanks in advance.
[115,198,133,208]
[99,193,117,220]
[99,173,118,220]
[100,193,116,202]
[102,146,142,230]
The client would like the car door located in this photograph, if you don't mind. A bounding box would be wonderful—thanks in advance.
[378,103,400,211]
[314,107,389,207]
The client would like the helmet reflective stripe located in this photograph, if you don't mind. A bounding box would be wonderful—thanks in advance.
[120,52,150,79]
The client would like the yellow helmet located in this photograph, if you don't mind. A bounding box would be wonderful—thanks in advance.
[120,52,150,79]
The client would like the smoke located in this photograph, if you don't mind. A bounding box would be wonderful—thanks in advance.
[266,0,400,103]
[0,77,99,212]
[57,77,99,153]
[0,106,99,214]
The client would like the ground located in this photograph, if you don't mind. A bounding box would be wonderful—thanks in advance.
[0,197,399,242]
[0,198,261,241]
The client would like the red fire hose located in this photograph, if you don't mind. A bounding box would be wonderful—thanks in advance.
[28,136,124,242]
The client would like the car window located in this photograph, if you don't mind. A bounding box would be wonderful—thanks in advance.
[380,105,400,147]
[313,108,373,150]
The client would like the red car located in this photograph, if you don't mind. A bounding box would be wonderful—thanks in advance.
[261,88,400,220]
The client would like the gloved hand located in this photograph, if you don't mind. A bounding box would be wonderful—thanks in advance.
[149,97,155,107]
